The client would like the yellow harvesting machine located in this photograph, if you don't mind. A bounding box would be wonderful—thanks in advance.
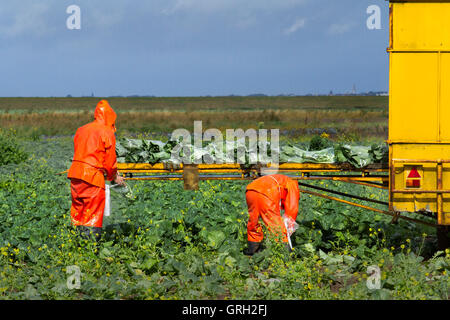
[388,0,450,228]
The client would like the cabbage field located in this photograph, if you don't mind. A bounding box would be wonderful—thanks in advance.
[114,136,388,168]
[0,132,448,300]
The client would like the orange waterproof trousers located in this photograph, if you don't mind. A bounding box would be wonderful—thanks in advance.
[246,190,288,243]
[70,178,105,228]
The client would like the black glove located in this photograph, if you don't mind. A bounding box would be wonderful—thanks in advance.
[244,241,262,256]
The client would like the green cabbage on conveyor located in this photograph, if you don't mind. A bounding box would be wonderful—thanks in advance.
[116,138,388,168]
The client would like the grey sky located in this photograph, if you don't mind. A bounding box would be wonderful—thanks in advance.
[0,0,389,97]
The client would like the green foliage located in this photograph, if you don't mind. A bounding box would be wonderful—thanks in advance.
[0,137,448,300]
[118,137,389,168]
[0,129,28,166]
[369,143,389,163]
[309,134,332,151]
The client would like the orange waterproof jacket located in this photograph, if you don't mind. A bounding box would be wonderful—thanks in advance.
[67,100,118,188]
[246,174,300,221]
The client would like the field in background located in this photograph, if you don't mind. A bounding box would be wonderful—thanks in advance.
[1,96,449,300]
[0,96,388,141]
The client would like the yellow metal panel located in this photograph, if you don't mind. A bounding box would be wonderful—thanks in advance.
[389,1,450,224]
[118,163,170,170]
[391,144,450,224]
[392,2,450,50]
[439,53,450,141]
[389,53,439,142]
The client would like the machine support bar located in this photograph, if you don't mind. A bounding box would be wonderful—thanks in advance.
[335,180,387,189]
[392,159,450,164]
[392,190,450,194]
[298,182,389,206]
[183,164,199,190]
[295,177,387,189]
[299,188,437,228]
[390,158,395,211]
[437,161,444,224]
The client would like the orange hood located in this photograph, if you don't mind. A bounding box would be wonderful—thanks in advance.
[94,100,117,132]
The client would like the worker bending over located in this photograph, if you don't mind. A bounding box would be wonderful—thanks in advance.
[245,174,300,255]
[67,100,125,241]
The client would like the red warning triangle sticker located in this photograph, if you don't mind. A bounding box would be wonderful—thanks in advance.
[407,167,421,178]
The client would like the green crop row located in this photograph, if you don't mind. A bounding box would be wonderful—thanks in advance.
[0,136,448,300]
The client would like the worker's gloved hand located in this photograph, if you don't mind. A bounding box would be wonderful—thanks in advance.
[244,241,262,256]
[283,215,299,237]
[113,173,126,186]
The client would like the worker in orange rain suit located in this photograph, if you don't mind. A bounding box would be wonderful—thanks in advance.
[244,174,300,256]
[67,100,125,241]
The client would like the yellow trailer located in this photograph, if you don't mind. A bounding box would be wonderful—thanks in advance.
[388,0,450,243]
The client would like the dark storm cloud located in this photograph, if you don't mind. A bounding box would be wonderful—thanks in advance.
[0,0,388,97]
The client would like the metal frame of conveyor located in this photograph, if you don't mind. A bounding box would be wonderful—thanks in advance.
[117,161,436,227]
